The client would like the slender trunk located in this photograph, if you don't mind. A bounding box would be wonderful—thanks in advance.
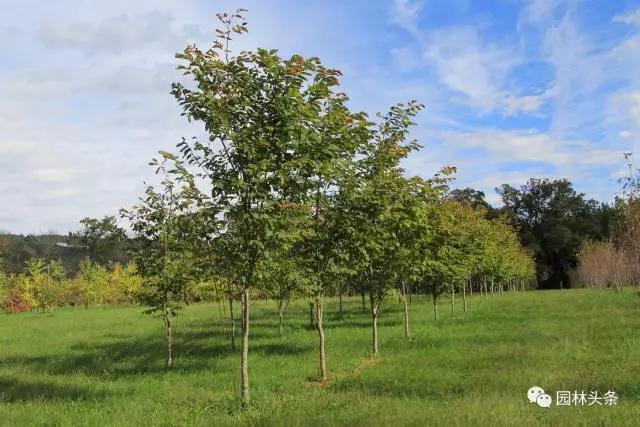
[463,279,468,313]
[451,286,455,314]
[469,278,473,299]
[229,297,236,349]
[339,293,343,319]
[164,305,173,369]
[433,294,439,320]
[278,301,284,337]
[370,297,379,355]
[401,281,410,338]
[241,288,250,403]
[217,298,227,339]
[315,297,327,381]
[490,278,494,295]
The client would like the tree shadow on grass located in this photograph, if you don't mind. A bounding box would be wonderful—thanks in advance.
[321,317,403,330]
[1,329,309,379]
[0,377,106,402]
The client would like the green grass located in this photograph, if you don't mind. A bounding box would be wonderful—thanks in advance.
[1,289,639,426]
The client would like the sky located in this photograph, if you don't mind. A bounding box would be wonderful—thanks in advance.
[1,0,639,234]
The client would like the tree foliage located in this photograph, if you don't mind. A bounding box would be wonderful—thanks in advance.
[498,178,611,288]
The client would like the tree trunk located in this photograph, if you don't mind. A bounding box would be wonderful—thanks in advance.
[451,286,455,314]
[401,281,410,338]
[315,297,327,381]
[371,299,379,355]
[278,301,284,337]
[338,293,343,319]
[164,305,173,369]
[361,291,366,313]
[229,296,236,349]
[241,288,250,403]
[469,278,473,299]
[309,302,315,328]
[463,279,468,313]
[433,294,439,320]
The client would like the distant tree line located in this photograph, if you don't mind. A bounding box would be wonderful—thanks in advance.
[0,216,129,276]
[0,180,615,294]
[449,179,615,289]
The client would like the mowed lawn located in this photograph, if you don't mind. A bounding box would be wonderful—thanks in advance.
[1,289,639,426]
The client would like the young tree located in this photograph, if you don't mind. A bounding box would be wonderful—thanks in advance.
[348,102,424,355]
[169,9,368,399]
[122,158,197,369]
[263,204,311,337]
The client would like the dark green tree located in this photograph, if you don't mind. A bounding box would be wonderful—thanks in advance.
[68,216,128,266]
[497,178,610,288]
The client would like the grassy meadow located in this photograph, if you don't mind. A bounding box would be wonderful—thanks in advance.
[1,289,639,426]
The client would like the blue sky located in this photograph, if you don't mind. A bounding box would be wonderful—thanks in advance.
[1,0,639,233]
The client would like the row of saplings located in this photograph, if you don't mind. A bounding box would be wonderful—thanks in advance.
[121,9,536,403]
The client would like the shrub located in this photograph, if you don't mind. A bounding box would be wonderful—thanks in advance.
[3,291,30,313]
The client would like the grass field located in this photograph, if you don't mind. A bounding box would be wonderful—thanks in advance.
[1,289,639,426]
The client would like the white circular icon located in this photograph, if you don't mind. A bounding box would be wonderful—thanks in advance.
[527,386,545,404]
[536,393,552,408]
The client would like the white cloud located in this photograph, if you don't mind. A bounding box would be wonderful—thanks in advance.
[396,24,549,116]
[424,27,514,113]
[1,0,637,232]
[518,2,640,147]
[520,0,568,24]
[619,130,633,140]
[607,92,640,150]
[38,11,203,55]
[391,0,424,34]
[1,0,417,233]
[31,168,76,184]
[503,93,547,116]
[613,8,640,27]
[438,129,621,168]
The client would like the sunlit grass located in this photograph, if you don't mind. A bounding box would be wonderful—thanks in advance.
[1,289,639,426]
